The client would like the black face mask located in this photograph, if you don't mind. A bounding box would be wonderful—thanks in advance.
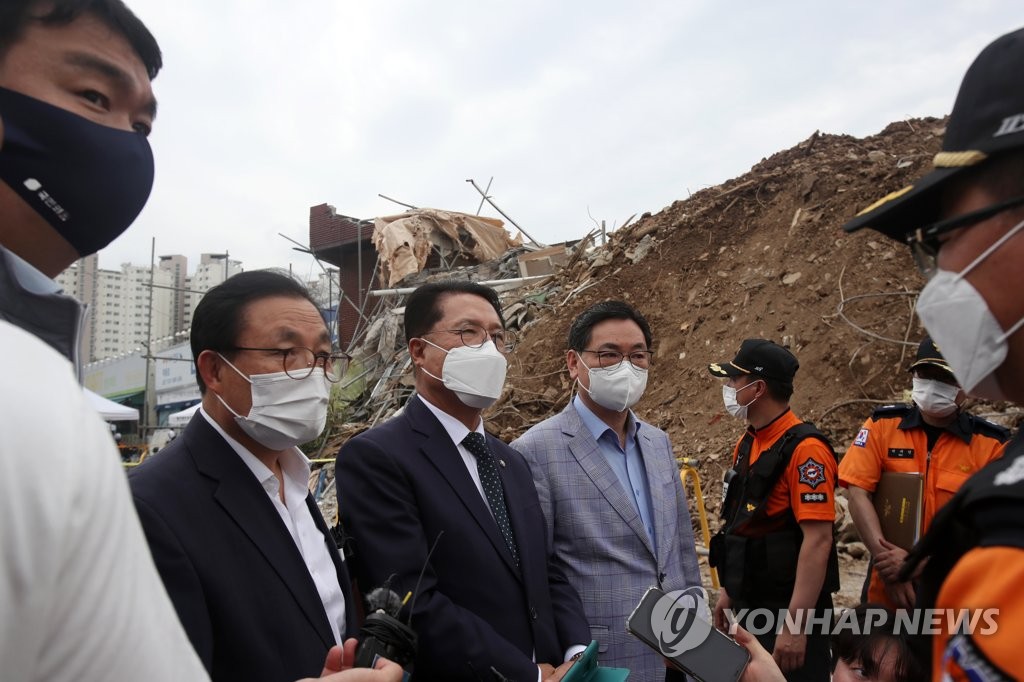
[0,86,154,257]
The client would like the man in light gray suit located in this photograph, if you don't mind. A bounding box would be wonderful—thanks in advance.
[513,301,703,682]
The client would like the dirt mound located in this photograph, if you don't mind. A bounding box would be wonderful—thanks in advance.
[494,118,957,464]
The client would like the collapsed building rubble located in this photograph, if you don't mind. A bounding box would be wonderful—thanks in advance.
[309,117,1023,607]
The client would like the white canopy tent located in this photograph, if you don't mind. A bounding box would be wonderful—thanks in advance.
[84,388,139,421]
[167,403,200,427]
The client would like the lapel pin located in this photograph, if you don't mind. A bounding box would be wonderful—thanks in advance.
[499,459,506,467]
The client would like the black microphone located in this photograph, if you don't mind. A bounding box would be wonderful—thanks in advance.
[353,587,418,669]
[353,532,445,671]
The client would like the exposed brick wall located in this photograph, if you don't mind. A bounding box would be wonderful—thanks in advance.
[309,203,378,347]
[309,203,372,251]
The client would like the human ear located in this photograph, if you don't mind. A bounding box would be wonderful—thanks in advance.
[566,349,580,382]
[197,350,224,392]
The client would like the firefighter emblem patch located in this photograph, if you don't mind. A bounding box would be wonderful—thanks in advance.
[798,457,826,490]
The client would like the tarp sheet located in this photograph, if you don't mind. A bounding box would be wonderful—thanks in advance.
[372,208,519,287]
[167,403,201,427]
[84,388,139,421]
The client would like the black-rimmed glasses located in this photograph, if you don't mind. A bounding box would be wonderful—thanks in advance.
[908,194,1024,277]
[580,349,653,370]
[227,346,351,382]
[422,324,518,354]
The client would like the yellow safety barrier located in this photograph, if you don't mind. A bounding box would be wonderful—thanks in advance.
[679,457,720,589]
[120,444,150,468]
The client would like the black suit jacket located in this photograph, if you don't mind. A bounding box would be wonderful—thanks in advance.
[336,396,590,681]
[129,414,356,682]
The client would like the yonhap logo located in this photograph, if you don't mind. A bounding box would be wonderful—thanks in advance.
[649,586,712,657]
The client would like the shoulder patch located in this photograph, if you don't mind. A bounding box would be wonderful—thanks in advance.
[871,403,912,421]
[853,428,869,447]
[797,457,827,489]
[801,492,829,503]
[969,416,1012,443]
[945,633,1012,681]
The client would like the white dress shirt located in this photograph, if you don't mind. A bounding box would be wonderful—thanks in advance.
[419,394,492,510]
[200,407,347,644]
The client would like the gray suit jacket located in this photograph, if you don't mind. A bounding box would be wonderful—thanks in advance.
[513,402,702,682]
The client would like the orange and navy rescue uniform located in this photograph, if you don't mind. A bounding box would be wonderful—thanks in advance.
[936,545,1023,681]
[838,404,1007,607]
[730,408,837,536]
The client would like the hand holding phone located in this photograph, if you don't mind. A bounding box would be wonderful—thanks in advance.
[626,586,750,682]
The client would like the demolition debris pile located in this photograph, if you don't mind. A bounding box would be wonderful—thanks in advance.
[313,117,1022,605]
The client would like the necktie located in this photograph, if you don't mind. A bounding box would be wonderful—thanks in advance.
[462,432,520,567]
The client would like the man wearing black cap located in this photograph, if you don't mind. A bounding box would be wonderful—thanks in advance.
[838,337,1007,611]
[707,339,838,681]
[843,27,1024,681]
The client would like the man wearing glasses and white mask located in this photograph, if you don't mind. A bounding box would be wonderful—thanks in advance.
[130,270,358,682]
[842,27,1024,680]
[514,300,702,682]
[336,280,590,682]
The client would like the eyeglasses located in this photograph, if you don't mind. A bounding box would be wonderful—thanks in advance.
[908,194,1024,277]
[227,346,351,382]
[422,324,518,353]
[581,349,654,370]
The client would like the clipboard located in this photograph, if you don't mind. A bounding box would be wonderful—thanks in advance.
[873,472,923,551]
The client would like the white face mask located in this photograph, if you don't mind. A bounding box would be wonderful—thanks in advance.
[214,354,330,450]
[915,216,1024,400]
[911,377,959,418]
[576,353,648,412]
[722,381,760,420]
[420,338,508,409]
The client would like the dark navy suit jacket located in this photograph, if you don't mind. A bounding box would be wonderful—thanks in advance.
[336,396,590,681]
[129,414,356,682]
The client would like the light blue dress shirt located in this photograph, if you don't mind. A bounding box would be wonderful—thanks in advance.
[573,394,656,555]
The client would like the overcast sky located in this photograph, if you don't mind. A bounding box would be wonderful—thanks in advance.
[97,1,1021,284]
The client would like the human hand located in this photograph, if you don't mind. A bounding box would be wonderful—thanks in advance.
[875,539,909,583]
[883,580,916,609]
[320,639,358,675]
[771,629,806,673]
[730,623,785,682]
[296,638,403,682]
[713,587,732,631]
[542,658,577,681]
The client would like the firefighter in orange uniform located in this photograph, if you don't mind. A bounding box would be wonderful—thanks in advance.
[839,337,1007,610]
[708,339,838,682]
[842,27,1024,680]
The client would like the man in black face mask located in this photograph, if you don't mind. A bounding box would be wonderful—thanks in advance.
[0,3,209,681]
[0,3,402,682]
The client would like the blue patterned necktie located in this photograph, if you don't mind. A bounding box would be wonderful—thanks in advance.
[462,432,520,567]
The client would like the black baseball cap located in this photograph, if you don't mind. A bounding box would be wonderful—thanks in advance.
[909,336,955,377]
[843,27,1024,241]
[708,339,799,382]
